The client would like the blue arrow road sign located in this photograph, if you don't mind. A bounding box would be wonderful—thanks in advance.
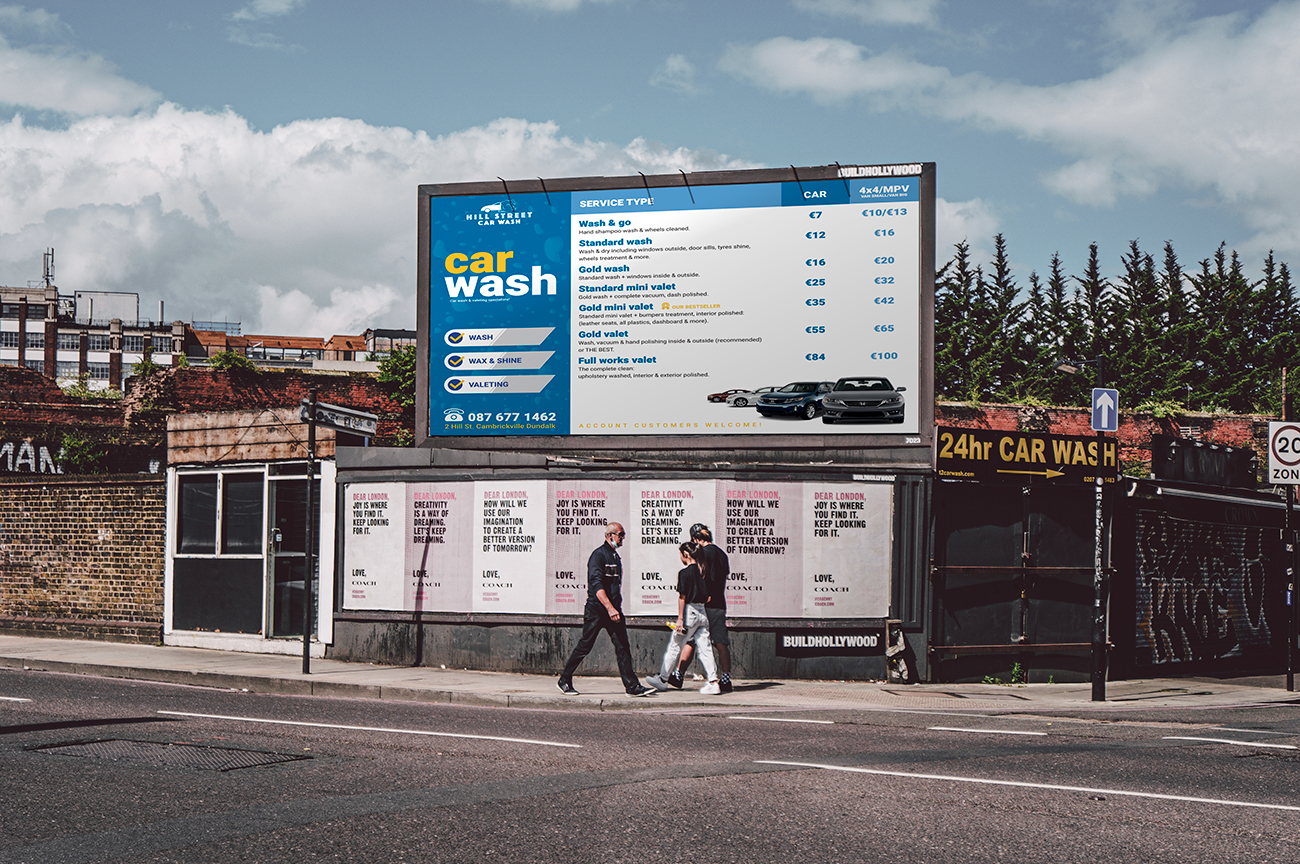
[1092,388,1119,432]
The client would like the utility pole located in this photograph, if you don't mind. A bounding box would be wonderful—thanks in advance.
[303,387,317,674]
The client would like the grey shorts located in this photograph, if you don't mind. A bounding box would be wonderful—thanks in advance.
[706,607,729,646]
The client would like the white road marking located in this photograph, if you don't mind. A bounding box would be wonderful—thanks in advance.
[755,760,1300,812]
[1163,736,1297,750]
[728,716,834,725]
[1210,726,1290,736]
[0,696,31,703]
[928,726,1047,736]
[157,711,581,748]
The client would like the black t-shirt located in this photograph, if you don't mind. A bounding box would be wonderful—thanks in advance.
[675,563,707,605]
[695,543,729,610]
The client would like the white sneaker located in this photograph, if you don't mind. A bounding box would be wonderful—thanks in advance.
[645,674,669,692]
[699,681,721,695]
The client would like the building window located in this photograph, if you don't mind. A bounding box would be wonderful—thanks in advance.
[87,334,112,351]
[87,362,110,379]
[123,335,144,352]
[0,332,18,348]
[177,475,218,554]
[222,475,264,554]
[177,472,265,556]
[56,360,79,377]
[0,304,20,319]
[23,359,43,373]
[25,332,43,350]
[57,333,79,350]
[152,335,173,353]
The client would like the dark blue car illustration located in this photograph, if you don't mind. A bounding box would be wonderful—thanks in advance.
[756,381,835,419]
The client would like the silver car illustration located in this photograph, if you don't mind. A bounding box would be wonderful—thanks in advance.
[726,386,778,407]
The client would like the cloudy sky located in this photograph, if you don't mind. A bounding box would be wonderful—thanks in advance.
[0,0,1291,335]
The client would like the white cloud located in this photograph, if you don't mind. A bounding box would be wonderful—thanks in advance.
[649,54,699,94]
[226,26,302,52]
[1102,0,1194,50]
[479,0,621,11]
[723,4,1300,256]
[792,0,941,27]
[230,0,305,22]
[229,0,305,50]
[720,37,949,105]
[936,197,998,263]
[0,36,159,115]
[255,283,399,338]
[0,4,64,35]
[0,107,751,334]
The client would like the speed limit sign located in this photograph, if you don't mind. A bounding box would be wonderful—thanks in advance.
[1269,421,1300,483]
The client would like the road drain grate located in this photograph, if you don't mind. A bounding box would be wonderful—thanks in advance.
[32,739,312,771]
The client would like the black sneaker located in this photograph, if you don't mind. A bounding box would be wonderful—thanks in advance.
[557,679,578,695]
[666,671,684,690]
[719,679,733,693]
[626,684,656,697]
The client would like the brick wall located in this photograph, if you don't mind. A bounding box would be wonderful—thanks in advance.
[0,475,165,642]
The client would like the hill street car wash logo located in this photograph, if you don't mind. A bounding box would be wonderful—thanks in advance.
[466,200,533,226]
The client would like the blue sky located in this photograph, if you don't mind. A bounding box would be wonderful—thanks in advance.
[0,0,1290,334]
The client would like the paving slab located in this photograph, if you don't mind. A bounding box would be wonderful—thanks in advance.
[1,634,1297,715]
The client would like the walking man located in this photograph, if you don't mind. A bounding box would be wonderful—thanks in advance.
[558,522,656,697]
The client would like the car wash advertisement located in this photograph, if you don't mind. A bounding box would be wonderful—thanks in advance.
[427,167,925,438]
[342,478,893,619]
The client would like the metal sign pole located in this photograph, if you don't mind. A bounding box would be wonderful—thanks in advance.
[1288,485,1295,693]
[303,387,317,675]
[1092,358,1107,702]
[1093,474,1106,702]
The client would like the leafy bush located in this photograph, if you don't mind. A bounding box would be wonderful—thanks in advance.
[59,430,106,474]
[208,349,259,373]
[377,344,416,410]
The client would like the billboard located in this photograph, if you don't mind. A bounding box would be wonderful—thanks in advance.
[419,164,934,441]
[343,478,894,620]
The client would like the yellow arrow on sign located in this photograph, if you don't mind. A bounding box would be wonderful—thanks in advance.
[997,468,1066,479]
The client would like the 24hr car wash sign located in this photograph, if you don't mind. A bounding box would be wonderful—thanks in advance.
[935,427,1119,485]
[421,164,933,438]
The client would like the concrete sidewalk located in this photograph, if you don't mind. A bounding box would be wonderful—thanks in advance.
[1,634,1297,714]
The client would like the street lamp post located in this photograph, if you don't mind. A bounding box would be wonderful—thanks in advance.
[1052,358,1108,702]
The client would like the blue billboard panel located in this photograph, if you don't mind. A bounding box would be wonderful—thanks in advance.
[429,192,570,436]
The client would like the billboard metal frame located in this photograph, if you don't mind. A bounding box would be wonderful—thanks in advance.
[417,163,936,463]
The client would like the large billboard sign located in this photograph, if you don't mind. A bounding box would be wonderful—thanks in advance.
[343,478,894,619]
[418,164,934,441]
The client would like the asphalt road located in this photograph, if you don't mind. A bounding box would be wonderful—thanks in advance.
[3,667,1300,863]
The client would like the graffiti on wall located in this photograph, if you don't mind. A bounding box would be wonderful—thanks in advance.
[0,440,62,474]
[1134,511,1277,665]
